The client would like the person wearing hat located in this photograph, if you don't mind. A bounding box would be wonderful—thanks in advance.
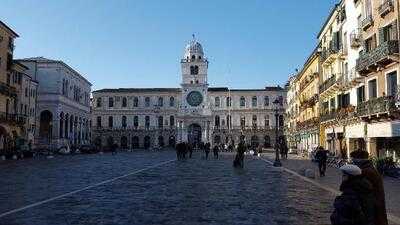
[350,150,388,225]
[330,164,375,225]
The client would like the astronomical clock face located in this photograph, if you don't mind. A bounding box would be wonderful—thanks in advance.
[186,91,203,106]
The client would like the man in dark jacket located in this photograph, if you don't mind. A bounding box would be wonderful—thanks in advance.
[315,146,329,177]
[213,145,219,159]
[350,150,388,225]
[331,164,375,225]
[204,142,211,160]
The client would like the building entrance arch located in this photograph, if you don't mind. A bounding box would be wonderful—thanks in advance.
[187,123,202,146]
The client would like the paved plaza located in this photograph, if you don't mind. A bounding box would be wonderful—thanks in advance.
[0,150,340,225]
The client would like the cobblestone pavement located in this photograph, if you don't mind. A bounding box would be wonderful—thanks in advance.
[0,151,337,225]
[261,152,400,225]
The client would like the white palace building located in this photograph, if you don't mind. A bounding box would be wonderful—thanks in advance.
[91,38,287,149]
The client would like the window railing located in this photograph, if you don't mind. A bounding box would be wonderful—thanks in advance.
[0,112,27,126]
[350,29,362,48]
[319,74,338,94]
[0,81,17,97]
[378,0,394,17]
[356,96,397,117]
[361,15,373,30]
[356,40,399,74]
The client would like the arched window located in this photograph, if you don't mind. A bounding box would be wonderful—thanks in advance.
[215,115,220,127]
[122,97,127,107]
[158,116,163,128]
[59,112,64,138]
[169,115,175,127]
[108,116,113,128]
[169,97,175,107]
[264,115,270,128]
[133,97,139,107]
[158,97,163,107]
[96,116,102,128]
[198,56,202,59]
[191,55,195,60]
[145,97,150,107]
[240,96,246,107]
[121,136,128,149]
[145,116,150,128]
[226,97,231,107]
[264,96,269,106]
[240,116,246,128]
[252,115,257,129]
[108,97,114,108]
[252,96,257,107]
[96,97,102,107]
[133,116,139,128]
[215,97,220,107]
[122,116,127,128]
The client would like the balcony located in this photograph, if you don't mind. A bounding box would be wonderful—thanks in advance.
[319,74,343,98]
[339,70,364,91]
[0,82,17,97]
[361,15,373,30]
[378,0,394,17]
[320,110,338,123]
[0,113,27,126]
[320,105,356,123]
[357,96,397,118]
[300,94,318,110]
[296,117,320,131]
[356,40,399,75]
[350,29,362,48]
[320,46,341,65]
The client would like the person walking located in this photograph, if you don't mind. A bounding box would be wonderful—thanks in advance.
[315,146,329,177]
[350,150,388,225]
[204,142,210,160]
[213,145,219,159]
[233,140,246,168]
[188,143,193,158]
[330,164,375,225]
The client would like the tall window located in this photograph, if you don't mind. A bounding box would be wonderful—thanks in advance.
[133,116,139,128]
[226,97,231,107]
[158,97,164,107]
[357,86,365,104]
[169,115,175,127]
[122,116,127,128]
[169,97,175,107]
[215,115,220,127]
[226,115,232,128]
[264,96,269,106]
[133,97,139,107]
[387,71,397,97]
[368,79,377,99]
[96,98,102,107]
[145,97,150,107]
[122,97,127,108]
[264,115,270,128]
[240,116,246,128]
[279,115,284,127]
[108,97,114,108]
[252,115,257,128]
[252,96,257,107]
[240,96,246,107]
[158,116,163,128]
[108,116,113,128]
[96,116,101,128]
[215,97,220,107]
[145,116,150,128]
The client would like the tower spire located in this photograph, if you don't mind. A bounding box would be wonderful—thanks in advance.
[192,34,196,41]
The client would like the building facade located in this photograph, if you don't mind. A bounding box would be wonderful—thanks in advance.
[92,39,287,149]
[18,57,92,150]
[285,0,399,159]
[286,49,320,154]
[0,21,38,156]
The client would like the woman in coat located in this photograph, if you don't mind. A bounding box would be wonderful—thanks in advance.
[331,164,375,225]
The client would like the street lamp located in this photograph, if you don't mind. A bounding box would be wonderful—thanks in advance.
[273,98,282,167]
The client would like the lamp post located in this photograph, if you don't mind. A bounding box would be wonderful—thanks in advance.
[273,98,282,167]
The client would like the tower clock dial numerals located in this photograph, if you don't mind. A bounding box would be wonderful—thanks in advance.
[186,91,203,107]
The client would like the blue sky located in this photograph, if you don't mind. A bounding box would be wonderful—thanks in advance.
[1,0,338,91]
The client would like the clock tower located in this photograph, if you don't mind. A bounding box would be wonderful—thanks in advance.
[177,36,211,144]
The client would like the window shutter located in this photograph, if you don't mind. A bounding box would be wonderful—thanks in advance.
[391,20,398,40]
[378,28,384,45]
